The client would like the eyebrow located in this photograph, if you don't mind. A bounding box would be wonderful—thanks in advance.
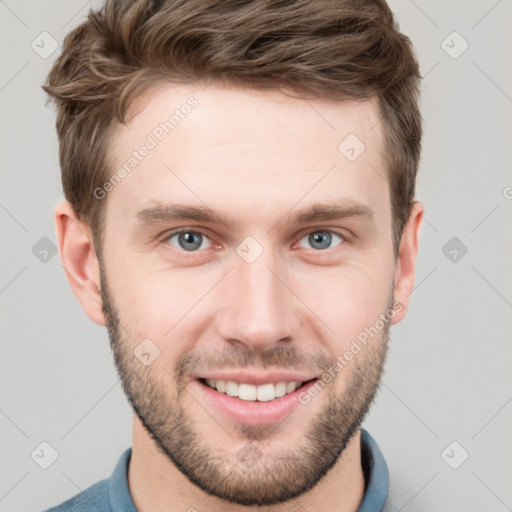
[135,200,374,230]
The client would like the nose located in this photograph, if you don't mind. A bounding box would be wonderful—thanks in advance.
[215,244,300,353]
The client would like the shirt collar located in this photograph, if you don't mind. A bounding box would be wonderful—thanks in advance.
[357,428,389,511]
[108,428,388,511]
[108,446,137,512]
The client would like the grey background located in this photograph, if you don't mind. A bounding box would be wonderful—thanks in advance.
[1,1,511,510]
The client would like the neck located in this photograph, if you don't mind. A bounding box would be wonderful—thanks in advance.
[128,415,365,512]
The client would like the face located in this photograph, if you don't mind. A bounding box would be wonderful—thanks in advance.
[96,82,400,506]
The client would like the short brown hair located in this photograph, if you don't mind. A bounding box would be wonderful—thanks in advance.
[43,0,422,256]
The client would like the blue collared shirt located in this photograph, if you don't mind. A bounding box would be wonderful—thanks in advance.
[43,428,389,511]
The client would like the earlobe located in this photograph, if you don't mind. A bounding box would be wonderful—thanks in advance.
[390,201,424,325]
[54,201,106,326]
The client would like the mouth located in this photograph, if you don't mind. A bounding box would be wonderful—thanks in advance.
[198,377,318,402]
[192,371,321,425]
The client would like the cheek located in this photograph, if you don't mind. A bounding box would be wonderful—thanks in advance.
[295,264,393,347]
[105,254,218,344]
[101,251,164,337]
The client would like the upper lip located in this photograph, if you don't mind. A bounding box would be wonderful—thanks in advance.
[195,370,318,386]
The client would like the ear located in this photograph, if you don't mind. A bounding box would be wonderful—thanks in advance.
[54,200,106,326]
[390,201,424,325]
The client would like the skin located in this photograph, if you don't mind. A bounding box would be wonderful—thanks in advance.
[55,81,423,512]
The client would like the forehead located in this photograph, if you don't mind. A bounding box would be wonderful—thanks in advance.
[105,81,388,228]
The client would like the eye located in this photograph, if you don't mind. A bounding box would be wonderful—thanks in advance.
[297,230,344,250]
[165,230,213,251]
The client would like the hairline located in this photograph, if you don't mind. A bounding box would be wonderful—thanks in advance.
[90,79,402,261]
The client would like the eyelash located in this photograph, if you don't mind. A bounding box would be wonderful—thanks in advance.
[159,228,349,253]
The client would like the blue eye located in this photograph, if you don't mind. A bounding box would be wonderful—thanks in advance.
[166,231,212,251]
[298,230,344,250]
[164,229,343,253]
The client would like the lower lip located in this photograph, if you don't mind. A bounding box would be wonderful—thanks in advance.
[192,379,318,425]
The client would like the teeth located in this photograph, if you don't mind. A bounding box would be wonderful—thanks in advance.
[205,379,304,401]
[238,383,257,401]
[257,383,275,402]
[274,381,287,398]
[286,381,298,393]
[225,380,239,397]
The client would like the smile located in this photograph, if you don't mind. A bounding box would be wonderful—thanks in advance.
[200,378,315,402]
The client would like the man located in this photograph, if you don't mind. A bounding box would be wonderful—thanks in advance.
[43,0,423,510]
